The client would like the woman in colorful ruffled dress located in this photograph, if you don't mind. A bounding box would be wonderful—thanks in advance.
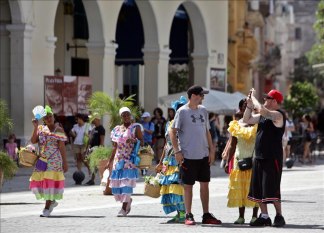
[156,96,187,223]
[107,107,143,216]
[224,99,259,224]
[30,106,68,217]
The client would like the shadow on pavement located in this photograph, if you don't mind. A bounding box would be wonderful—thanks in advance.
[48,215,105,218]
[282,199,316,204]
[0,202,42,206]
[126,215,169,219]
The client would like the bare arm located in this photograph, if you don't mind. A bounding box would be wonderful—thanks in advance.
[259,105,284,127]
[170,127,184,164]
[57,127,68,173]
[99,134,105,146]
[30,120,39,144]
[206,129,213,164]
[243,89,261,125]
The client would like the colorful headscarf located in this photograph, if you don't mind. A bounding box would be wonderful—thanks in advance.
[45,105,53,115]
[171,96,187,111]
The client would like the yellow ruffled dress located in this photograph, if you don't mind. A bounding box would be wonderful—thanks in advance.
[227,120,258,208]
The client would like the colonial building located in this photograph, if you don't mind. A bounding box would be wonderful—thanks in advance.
[0,0,228,142]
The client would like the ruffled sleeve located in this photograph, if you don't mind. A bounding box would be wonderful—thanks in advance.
[228,120,257,141]
[51,131,67,141]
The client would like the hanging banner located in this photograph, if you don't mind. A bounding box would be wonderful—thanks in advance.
[44,76,92,116]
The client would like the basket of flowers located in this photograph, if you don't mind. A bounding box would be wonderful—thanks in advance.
[18,145,38,167]
[143,174,161,198]
[138,145,154,169]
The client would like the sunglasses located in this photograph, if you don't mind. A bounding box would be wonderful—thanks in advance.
[264,96,274,100]
[199,93,205,97]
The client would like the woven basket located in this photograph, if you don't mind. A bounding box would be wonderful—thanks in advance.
[138,153,153,168]
[144,183,161,198]
[19,150,38,167]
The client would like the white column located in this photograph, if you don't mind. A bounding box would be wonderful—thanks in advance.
[0,24,10,103]
[86,41,118,96]
[142,48,171,113]
[86,41,118,146]
[191,53,210,88]
[6,24,34,143]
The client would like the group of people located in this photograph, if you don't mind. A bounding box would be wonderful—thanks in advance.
[27,85,288,228]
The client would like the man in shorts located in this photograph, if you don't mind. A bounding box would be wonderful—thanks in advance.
[170,85,222,225]
[243,89,286,227]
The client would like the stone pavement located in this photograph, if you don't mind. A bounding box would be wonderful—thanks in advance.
[1,146,324,233]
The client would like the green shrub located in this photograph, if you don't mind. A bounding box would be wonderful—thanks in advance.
[0,151,18,180]
[88,146,112,173]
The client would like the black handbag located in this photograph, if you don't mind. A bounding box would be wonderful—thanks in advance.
[237,157,253,171]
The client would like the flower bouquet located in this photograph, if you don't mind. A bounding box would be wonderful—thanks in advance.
[138,145,154,169]
[143,174,161,198]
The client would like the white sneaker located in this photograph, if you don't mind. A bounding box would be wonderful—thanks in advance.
[49,201,58,213]
[40,209,51,217]
[126,198,132,214]
[117,208,127,217]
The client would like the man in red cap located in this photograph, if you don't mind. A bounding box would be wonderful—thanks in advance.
[243,89,286,227]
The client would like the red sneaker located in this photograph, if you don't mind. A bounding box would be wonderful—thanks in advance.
[185,213,196,225]
[202,213,222,225]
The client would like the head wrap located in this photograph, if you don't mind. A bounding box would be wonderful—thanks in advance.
[45,105,53,115]
[171,96,188,111]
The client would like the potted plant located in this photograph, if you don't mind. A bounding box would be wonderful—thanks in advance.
[87,146,113,179]
[87,92,141,131]
[0,151,18,192]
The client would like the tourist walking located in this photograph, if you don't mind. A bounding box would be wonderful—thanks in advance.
[70,113,91,175]
[84,113,106,185]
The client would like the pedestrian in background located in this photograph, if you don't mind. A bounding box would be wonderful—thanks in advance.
[243,89,286,227]
[301,114,315,164]
[29,105,68,217]
[84,113,106,185]
[282,111,295,162]
[70,113,91,176]
[170,85,222,225]
[141,112,154,146]
[107,107,143,216]
[151,107,166,162]
[5,133,18,164]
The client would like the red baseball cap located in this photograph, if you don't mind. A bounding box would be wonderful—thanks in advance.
[265,89,283,104]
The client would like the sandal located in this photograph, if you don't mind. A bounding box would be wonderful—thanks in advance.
[234,217,245,224]
[167,213,179,223]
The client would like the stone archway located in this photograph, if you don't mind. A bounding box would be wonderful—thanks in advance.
[181,1,209,87]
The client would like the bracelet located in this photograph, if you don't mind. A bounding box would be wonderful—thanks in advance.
[174,150,182,154]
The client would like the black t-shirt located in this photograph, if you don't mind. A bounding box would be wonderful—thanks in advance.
[255,109,285,160]
[90,125,106,147]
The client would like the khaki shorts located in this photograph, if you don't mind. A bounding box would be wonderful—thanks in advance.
[73,144,87,154]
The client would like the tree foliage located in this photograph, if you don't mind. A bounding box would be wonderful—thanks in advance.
[283,81,319,118]
[87,92,140,131]
[168,69,189,94]
[0,99,13,133]
[306,0,324,64]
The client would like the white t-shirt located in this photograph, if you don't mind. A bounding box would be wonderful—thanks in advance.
[72,123,91,145]
[283,119,294,141]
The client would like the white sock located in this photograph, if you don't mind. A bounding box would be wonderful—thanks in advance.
[261,213,269,219]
